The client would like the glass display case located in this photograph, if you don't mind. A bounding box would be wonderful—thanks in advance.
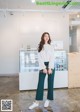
[19,49,68,72]
[54,50,68,71]
[19,49,68,90]
[19,49,39,72]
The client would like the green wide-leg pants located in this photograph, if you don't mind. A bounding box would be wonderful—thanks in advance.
[35,62,55,100]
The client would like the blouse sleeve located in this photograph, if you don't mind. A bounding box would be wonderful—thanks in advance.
[48,46,55,69]
[38,52,46,70]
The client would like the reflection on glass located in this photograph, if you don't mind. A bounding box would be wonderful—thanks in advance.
[20,50,39,72]
[19,50,68,72]
[54,51,68,71]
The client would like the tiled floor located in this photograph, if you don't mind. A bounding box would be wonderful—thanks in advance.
[0,76,80,112]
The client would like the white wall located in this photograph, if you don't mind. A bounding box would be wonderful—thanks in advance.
[0,11,69,75]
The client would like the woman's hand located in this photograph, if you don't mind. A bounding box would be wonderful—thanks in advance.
[43,69,47,74]
[47,68,52,74]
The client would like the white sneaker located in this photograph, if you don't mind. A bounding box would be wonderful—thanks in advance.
[44,99,50,108]
[28,102,39,110]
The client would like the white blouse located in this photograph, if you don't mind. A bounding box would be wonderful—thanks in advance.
[38,43,55,70]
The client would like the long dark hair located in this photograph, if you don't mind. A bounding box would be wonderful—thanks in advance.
[38,32,51,52]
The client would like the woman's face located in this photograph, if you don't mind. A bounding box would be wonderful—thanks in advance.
[43,34,49,43]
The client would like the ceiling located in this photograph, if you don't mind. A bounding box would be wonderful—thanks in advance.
[0,0,80,12]
[0,0,80,26]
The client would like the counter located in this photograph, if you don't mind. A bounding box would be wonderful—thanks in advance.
[68,52,80,88]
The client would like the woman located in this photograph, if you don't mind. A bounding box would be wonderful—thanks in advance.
[29,32,55,109]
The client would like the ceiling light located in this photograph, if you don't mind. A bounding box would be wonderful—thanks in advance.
[77,14,80,18]
[31,0,35,3]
